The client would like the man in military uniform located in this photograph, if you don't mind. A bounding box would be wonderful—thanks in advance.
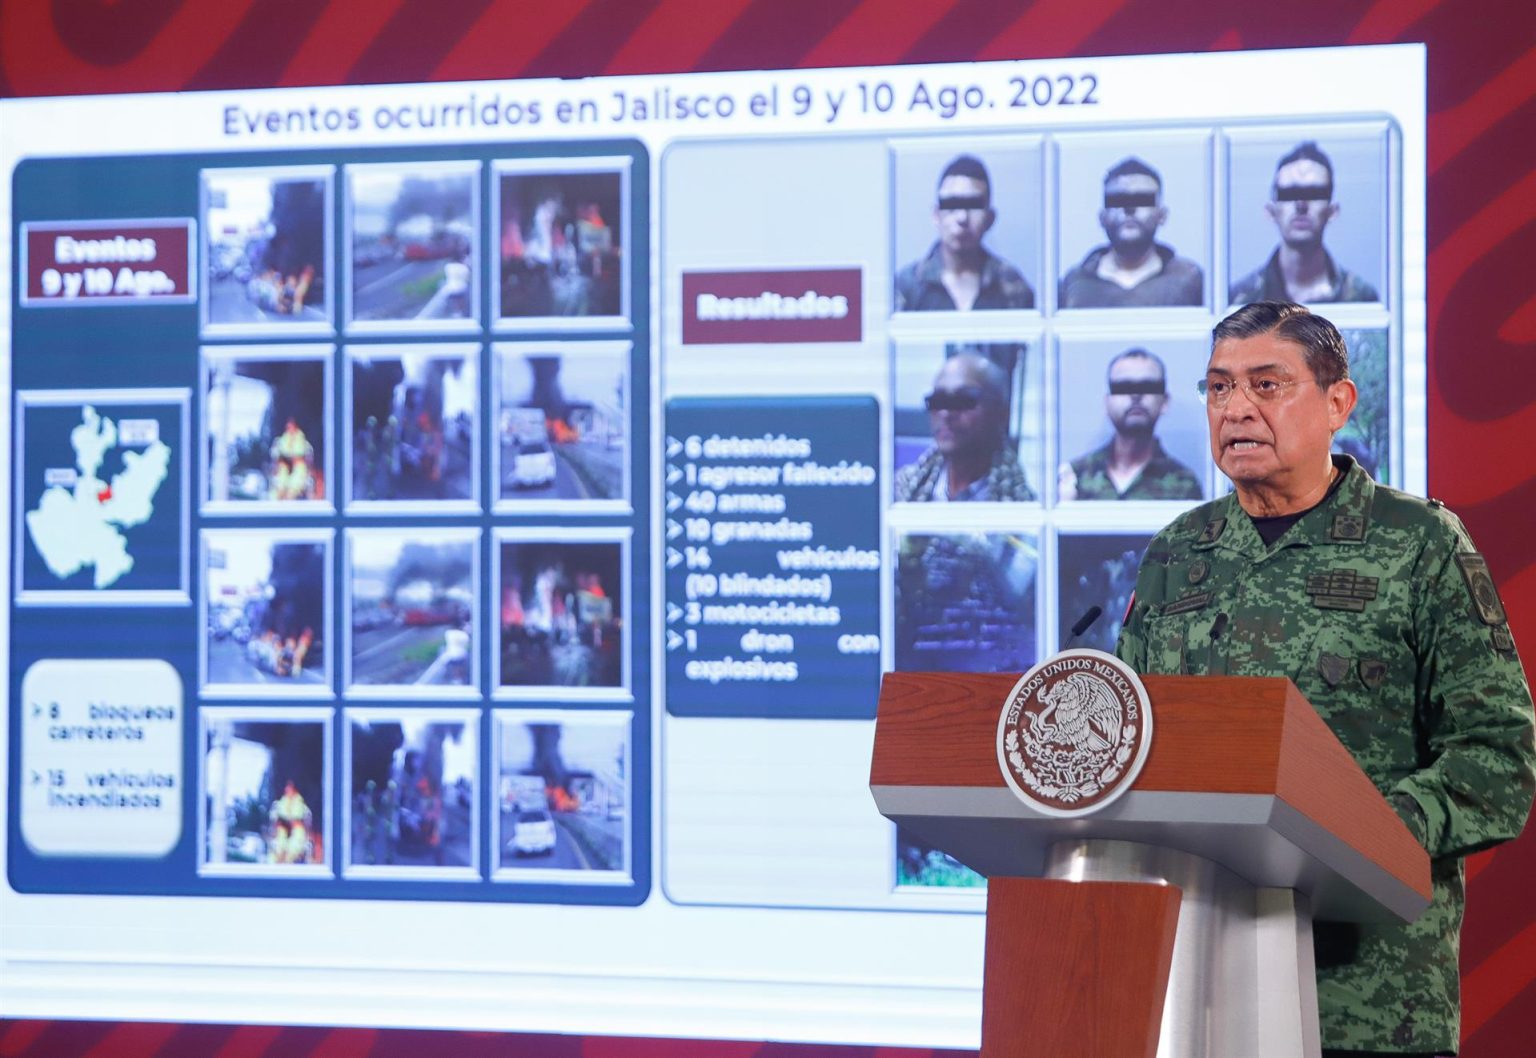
[894,154,1035,312]
[1230,142,1381,306]
[1059,348,1204,501]
[1116,301,1534,1056]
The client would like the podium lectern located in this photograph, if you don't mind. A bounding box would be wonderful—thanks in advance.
[870,671,1431,1058]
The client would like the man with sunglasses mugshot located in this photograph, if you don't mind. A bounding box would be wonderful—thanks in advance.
[893,351,1034,502]
[1117,301,1533,1057]
[1058,156,1204,309]
[894,154,1035,312]
[1059,348,1202,501]
[1230,142,1381,305]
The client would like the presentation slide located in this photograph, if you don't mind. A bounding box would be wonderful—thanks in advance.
[1,44,1424,1047]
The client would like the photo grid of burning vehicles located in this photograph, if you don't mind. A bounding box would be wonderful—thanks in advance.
[190,153,638,896]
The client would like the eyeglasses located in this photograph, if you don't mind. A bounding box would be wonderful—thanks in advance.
[924,387,984,412]
[1197,376,1309,407]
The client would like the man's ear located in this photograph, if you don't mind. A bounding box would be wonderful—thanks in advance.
[1327,378,1358,432]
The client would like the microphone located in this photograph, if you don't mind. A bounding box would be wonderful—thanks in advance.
[1207,613,1229,673]
[1063,605,1104,650]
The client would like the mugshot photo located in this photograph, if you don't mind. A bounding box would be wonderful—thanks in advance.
[892,529,1039,675]
[1226,127,1388,307]
[890,141,1042,314]
[345,161,478,329]
[891,339,1042,503]
[1056,337,1210,503]
[346,709,478,876]
[1056,132,1211,310]
[200,710,330,875]
[345,528,478,695]
[493,711,631,880]
[496,532,627,697]
[347,344,477,510]
[203,346,330,511]
[201,529,331,697]
[494,342,630,509]
[496,162,628,324]
[203,167,332,334]
[1056,532,1155,654]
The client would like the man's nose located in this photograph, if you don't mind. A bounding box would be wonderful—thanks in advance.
[1222,383,1261,417]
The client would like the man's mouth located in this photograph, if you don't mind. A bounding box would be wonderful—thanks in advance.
[1226,440,1264,452]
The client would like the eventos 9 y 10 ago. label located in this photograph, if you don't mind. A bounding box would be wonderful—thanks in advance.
[20,220,196,306]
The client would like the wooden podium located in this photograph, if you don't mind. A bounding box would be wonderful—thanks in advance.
[870,670,1431,1058]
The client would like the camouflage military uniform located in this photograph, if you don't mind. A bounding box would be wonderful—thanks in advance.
[1068,439,1204,500]
[1229,248,1381,306]
[1116,457,1535,1054]
[893,444,1035,502]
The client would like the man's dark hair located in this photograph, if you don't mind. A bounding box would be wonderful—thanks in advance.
[1273,141,1334,186]
[1211,301,1350,387]
[1104,157,1162,193]
[1107,347,1167,383]
[938,154,991,197]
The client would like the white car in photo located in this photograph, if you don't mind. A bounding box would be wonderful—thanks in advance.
[509,808,557,856]
[509,439,557,489]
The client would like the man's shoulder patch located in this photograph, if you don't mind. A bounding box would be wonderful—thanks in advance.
[1455,552,1508,626]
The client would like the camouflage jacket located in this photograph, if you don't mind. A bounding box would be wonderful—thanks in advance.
[893,444,1035,502]
[1116,457,1535,1053]
[1229,247,1381,306]
[1068,438,1204,500]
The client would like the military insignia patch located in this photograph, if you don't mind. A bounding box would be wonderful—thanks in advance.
[1187,560,1209,585]
[1492,626,1516,654]
[1359,658,1388,689]
[1318,652,1350,688]
[1305,569,1380,612]
[1196,518,1226,545]
[1455,553,1508,626]
[1162,591,1211,616]
[1330,514,1366,541]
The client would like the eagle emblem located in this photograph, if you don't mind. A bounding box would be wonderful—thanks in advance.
[997,649,1153,817]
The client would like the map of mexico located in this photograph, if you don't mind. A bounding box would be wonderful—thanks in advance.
[26,404,171,588]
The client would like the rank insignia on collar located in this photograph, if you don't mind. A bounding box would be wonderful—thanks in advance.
[1197,518,1226,545]
[1358,658,1388,689]
[1455,553,1508,626]
[1305,569,1380,612]
[1187,560,1209,585]
[1319,652,1350,688]
[1330,514,1366,541]
[1492,626,1516,654]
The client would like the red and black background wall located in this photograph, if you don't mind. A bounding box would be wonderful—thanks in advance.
[2,1,1535,1055]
